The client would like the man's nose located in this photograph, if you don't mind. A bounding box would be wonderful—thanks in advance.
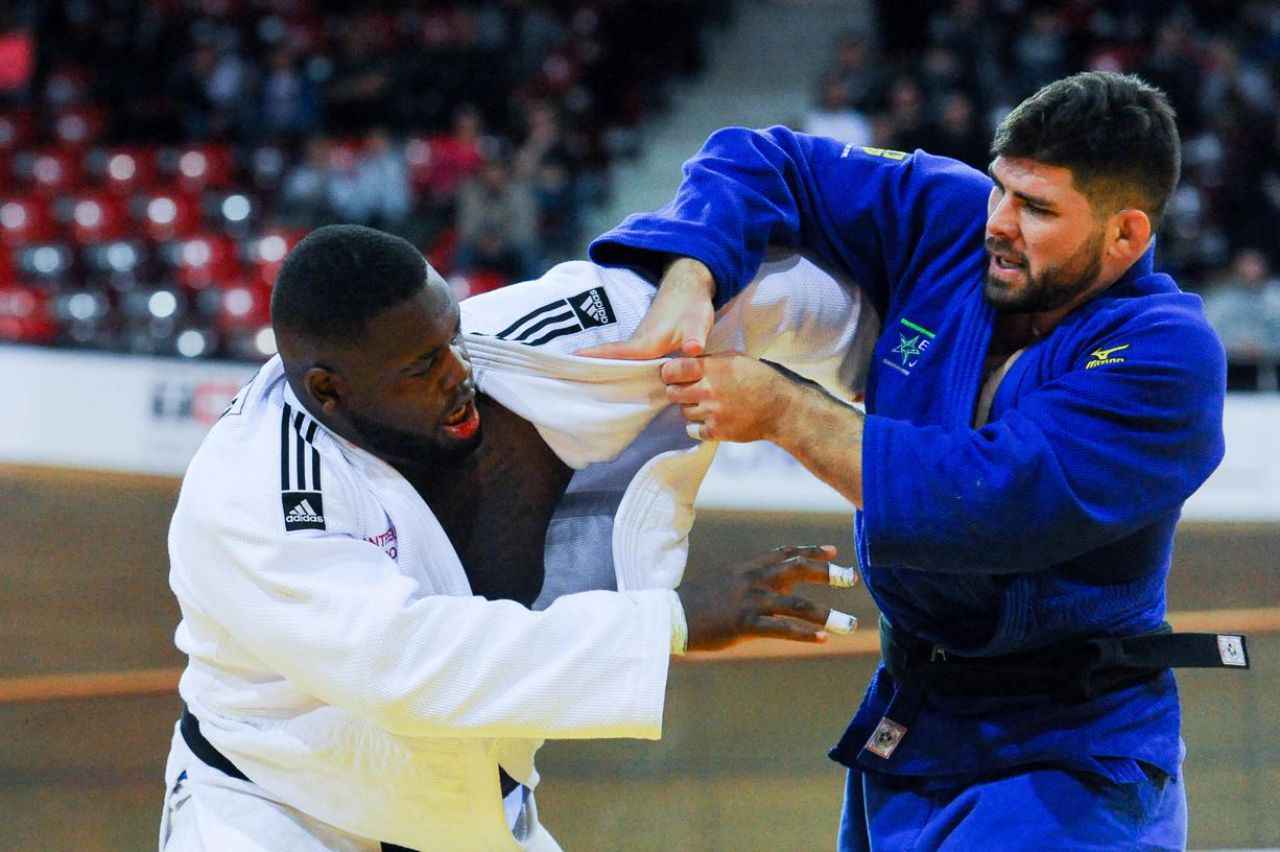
[987,195,1018,241]
[441,342,471,388]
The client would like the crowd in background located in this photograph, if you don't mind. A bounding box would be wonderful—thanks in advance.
[0,0,729,359]
[3,0,1280,389]
[805,0,1280,389]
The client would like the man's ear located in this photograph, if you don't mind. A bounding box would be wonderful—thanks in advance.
[304,366,343,415]
[1108,208,1152,266]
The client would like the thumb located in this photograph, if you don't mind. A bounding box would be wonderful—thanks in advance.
[678,315,711,357]
[575,337,663,359]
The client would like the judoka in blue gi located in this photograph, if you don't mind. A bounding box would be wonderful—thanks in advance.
[582,72,1238,849]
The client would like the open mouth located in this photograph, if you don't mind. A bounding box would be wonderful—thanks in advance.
[441,399,480,440]
[990,253,1025,271]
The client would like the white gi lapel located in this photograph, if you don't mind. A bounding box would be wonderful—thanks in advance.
[279,379,474,597]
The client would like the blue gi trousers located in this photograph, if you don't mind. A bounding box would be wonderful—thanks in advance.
[837,761,1187,851]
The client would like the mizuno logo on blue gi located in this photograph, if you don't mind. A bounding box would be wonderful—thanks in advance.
[882,317,935,377]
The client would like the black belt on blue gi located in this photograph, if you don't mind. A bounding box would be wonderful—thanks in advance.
[179,704,520,852]
[879,616,1250,704]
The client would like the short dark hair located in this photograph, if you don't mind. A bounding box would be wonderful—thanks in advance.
[271,224,430,343]
[991,72,1181,228]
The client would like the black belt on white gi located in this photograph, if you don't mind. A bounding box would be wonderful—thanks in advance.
[879,616,1250,704]
[179,704,521,851]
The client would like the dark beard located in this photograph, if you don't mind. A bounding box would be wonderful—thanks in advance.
[347,408,482,471]
[985,231,1104,315]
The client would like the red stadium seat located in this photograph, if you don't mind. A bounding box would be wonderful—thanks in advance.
[81,239,147,280]
[53,285,114,347]
[14,148,83,196]
[164,233,242,289]
[16,242,74,284]
[86,146,160,195]
[135,189,202,241]
[164,143,235,191]
[0,110,36,153]
[0,282,58,343]
[205,190,257,234]
[214,281,272,331]
[51,105,106,149]
[67,192,130,244]
[120,285,188,323]
[0,195,58,246]
[243,229,303,287]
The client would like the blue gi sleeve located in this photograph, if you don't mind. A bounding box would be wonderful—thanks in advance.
[862,304,1227,573]
[588,126,990,309]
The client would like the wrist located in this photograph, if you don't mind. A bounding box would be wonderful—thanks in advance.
[662,257,716,300]
[764,376,813,446]
[772,381,850,453]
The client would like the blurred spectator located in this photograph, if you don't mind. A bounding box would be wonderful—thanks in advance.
[929,91,989,169]
[324,15,395,133]
[882,76,931,153]
[330,129,412,233]
[515,101,582,260]
[828,30,885,113]
[279,137,335,228]
[423,104,490,206]
[258,48,321,140]
[1203,248,1280,389]
[168,44,221,140]
[455,158,538,281]
[530,152,581,263]
[1012,10,1069,94]
[803,75,872,147]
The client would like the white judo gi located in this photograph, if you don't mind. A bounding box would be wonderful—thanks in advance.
[159,255,873,851]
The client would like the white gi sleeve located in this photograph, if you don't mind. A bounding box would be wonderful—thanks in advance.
[170,459,675,741]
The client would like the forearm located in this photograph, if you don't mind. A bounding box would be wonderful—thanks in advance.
[770,381,864,507]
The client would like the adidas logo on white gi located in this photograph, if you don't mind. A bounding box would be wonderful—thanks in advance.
[496,287,617,346]
[579,293,609,324]
[282,491,326,531]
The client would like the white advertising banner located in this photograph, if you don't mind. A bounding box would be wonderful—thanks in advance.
[1,345,256,477]
[2,345,1278,520]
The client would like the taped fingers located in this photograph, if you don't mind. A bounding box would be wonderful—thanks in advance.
[760,592,828,626]
[824,609,858,634]
[828,563,858,588]
[762,555,833,588]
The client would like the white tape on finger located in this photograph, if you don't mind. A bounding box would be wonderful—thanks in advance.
[828,563,857,588]
[825,609,858,634]
[686,423,705,441]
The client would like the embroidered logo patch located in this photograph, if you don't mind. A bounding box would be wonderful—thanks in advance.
[882,317,935,377]
[1086,343,1129,369]
[841,144,909,161]
[865,716,909,759]
[282,491,326,531]
[495,287,616,346]
[1217,634,1248,667]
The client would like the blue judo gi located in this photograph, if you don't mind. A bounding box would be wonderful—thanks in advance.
[590,127,1227,849]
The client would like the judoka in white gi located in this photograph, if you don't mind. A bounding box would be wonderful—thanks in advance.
[159,225,875,851]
